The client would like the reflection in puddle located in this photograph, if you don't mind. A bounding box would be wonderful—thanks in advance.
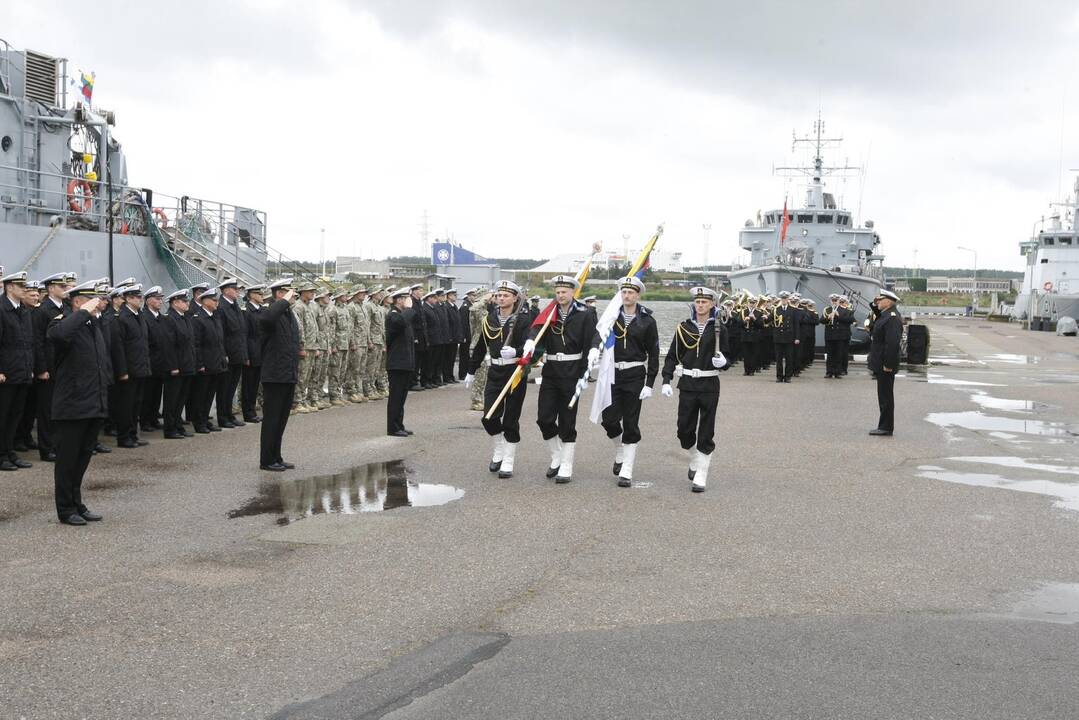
[949,456,1079,476]
[968,391,1052,414]
[918,465,1079,512]
[925,411,1077,438]
[1009,583,1079,624]
[916,373,1004,387]
[227,460,464,524]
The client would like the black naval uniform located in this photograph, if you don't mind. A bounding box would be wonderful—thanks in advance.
[411,296,428,389]
[32,296,70,460]
[470,306,531,441]
[142,308,169,430]
[457,298,472,380]
[726,310,742,363]
[532,300,597,443]
[112,304,151,446]
[739,307,758,375]
[771,303,801,382]
[421,300,447,387]
[48,307,111,520]
[191,307,227,433]
[257,298,301,467]
[441,300,461,383]
[756,308,772,372]
[217,296,248,427]
[0,295,34,468]
[162,308,195,438]
[867,306,903,434]
[242,301,264,421]
[822,304,855,377]
[662,311,730,454]
[385,303,416,435]
[600,305,660,445]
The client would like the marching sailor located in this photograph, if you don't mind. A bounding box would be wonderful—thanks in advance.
[771,291,801,383]
[600,276,660,488]
[660,286,730,493]
[527,275,598,484]
[465,280,531,478]
[822,294,854,378]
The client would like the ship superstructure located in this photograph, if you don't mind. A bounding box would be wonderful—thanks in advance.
[1014,175,1079,328]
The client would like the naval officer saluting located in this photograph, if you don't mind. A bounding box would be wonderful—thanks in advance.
[257,279,300,471]
[867,289,903,436]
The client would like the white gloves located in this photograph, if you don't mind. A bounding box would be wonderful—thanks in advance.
[638,386,653,400]
[711,352,727,369]
[587,347,600,367]
[463,374,474,388]
[522,339,536,358]
[575,378,589,394]
[500,345,516,359]
[661,384,673,397]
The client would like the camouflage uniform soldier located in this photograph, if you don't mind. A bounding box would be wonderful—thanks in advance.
[364,289,386,399]
[310,291,332,410]
[346,286,369,401]
[329,289,352,405]
[292,282,319,413]
[377,292,391,396]
[469,289,491,410]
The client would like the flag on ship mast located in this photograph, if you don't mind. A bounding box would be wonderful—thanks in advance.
[589,226,662,424]
[779,196,791,245]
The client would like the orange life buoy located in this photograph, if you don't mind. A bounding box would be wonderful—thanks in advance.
[152,207,168,228]
[1043,281,1053,292]
[67,178,93,213]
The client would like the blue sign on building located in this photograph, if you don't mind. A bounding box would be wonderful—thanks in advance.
[432,242,490,266]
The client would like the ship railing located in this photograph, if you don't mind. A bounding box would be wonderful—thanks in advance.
[0,38,11,97]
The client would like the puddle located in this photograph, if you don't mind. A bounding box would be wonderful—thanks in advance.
[985,353,1040,365]
[917,465,1079,512]
[928,357,985,367]
[1008,583,1079,624]
[918,374,1004,387]
[949,456,1079,476]
[968,391,1052,414]
[227,461,464,524]
[925,411,1078,438]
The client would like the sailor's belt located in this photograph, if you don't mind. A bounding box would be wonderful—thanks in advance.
[614,361,646,370]
[487,356,518,366]
[681,368,719,378]
[545,352,582,362]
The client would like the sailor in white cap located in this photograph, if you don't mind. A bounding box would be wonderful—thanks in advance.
[162,289,195,439]
[111,284,152,448]
[601,276,660,488]
[464,279,531,477]
[140,286,168,435]
[190,287,227,433]
[526,274,598,484]
[385,287,417,436]
[822,293,854,378]
[659,286,730,493]
[771,290,801,383]
[257,278,300,470]
[47,277,112,524]
[31,273,75,462]
[868,289,903,436]
[240,284,266,422]
[0,272,35,469]
[216,278,249,427]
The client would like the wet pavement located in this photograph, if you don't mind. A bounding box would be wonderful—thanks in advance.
[2,317,1079,718]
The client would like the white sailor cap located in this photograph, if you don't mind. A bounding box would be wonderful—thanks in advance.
[445,287,458,295]
[466,288,478,295]
[551,275,580,290]
[64,271,78,284]
[190,282,211,293]
[144,285,163,299]
[108,286,127,298]
[838,296,850,304]
[217,277,239,289]
[583,295,597,303]
[390,287,411,299]
[409,283,423,291]
[268,278,293,292]
[200,288,220,300]
[2,271,28,285]
[778,291,791,299]
[245,284,265,295]
[829,293,840,300]
[116,277,137,288]
[691,286,719,302]
[121,283,144,296]
[618,276,645,293]
[421,290,436,301]
[166,288,190,302]
[42,272,68,285]
[25,279,43,290]
[876,289,900,302]
[434,288,445,296]
[529,294,540,301]
[494,280,521,295]
[69,277,111,298]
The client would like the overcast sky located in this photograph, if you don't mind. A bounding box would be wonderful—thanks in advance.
[9,0,1079,270]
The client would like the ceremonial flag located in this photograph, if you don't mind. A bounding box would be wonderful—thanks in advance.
[779,197,790,245]
[79,71,95,106]
[588,226,662,423]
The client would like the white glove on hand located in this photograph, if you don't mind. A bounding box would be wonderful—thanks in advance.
[522,339,536,358]
[463,374,474,388]
[712,352,727,369]
[587,347,600,368]
[638,386,653,401]
[661,384,673,397]
[500,345,516,359]
[575,378,589,394]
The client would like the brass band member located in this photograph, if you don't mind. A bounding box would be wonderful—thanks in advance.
[822,293,855,378]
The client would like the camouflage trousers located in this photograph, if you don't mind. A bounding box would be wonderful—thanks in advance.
[470,361,488,407]
[307,354,329,406]
[364,346,383,397]
[328,349,348,400]
[295,354,314,407]
[344,347,366,396]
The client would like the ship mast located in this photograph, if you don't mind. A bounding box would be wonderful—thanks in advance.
[774,110,861,210]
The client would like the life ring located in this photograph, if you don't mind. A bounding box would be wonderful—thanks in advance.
[152,207,168,228]
[1043,281,1053,292]
[66,178,93,213]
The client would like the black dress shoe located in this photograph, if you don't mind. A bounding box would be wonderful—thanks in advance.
[182,430,194,437]
[218,420,237,429]
[617,478,631,488]
[93,443,111,454]
[612,463,622,476]
[140,424,155,433]
[11,458,32,469]
[136,439,149,446]
[0,460,17,471]
[104,428,118,437]
[117,440,139,449]
[868,428,893,436]
[278,461,295,470]
[208,425,222,432]
[691,484,706,493]
[41,451,57,462]
[230,419,246,427]
[410,385,424,392]
[403,430,414,436]
[260,463,287,472]
[546,466,559,479]
[61,513,87,526]
[783,378,791,383]
[387,430,409,437]
[79,510,103,521]
[243,416,262,424]
[775,379,783,383]
[194,426,210,434]
[13,443,28,452]
[164,432,186,439]
[489,460,502,473]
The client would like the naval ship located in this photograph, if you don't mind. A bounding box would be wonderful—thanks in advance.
[1013,175,1079,329]
[729,117,883,350]
[0,40,305,288]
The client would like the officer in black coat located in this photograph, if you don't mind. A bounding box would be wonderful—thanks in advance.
[457,289,475,380]
[441,289,461,383]
[32,272,73,462]
[822,293,855,378]
[385,288,417,437]
[868,290,903,436]
[48,278,112,525]
[0,272,35,470]
[464,280,532,478]
[422,290,450,387]
[598,276,660,488]
[191,288,227,434]
[528,275,598,484]
[216,278,249,428]
[161,290,195,439]
[797,298,818,373]
[111,284,152,448]
[408,284,428,390]
[660,286,730,493]
[241,284,266,423]
[257,279,301,471]
[140,286,168,432]
[770,291,802,383]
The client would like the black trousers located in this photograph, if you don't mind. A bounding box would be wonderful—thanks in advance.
[16,382,35,443]
[218,364,242,423]
[0,383,29,458]
[414,347,427,386]
[260,382,294,466]
[742,334,758,374]
[35,377,55,456]
[537,376,580,443]
[840,343,850,374]
[141,376,163,427]
[54,417,104,519]
[774,342,795,380]
[441,343,456,382]
[729,334,742,363]
[162,375,190,435]
[826,339,845,375]
[387,369,411,434]
[876,372,896,432]
[482,368,528,442]
[677,388,718,454]
[601,381,644,444]
[458,343,470,379]
[757,337,771,369]
[190,373,217,429]
[113,377,145,443]
[241,364,261,419]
